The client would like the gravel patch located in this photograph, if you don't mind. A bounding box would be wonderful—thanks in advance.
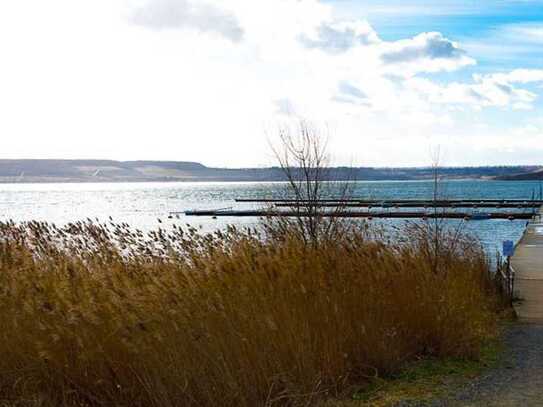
[432,323,543,406]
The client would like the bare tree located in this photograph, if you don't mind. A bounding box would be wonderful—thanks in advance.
[264,119,355,246]
[429,146,444,273]
[409,145,469,274]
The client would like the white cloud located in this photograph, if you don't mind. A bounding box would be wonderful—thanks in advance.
[333,81,370,105]
[129,0,244,42]
[299,21,379,53]
[297,24,473,77]
[406,69,543,110]
[380,32,476,76]
[382,32,465,63]
[0,0,541,166]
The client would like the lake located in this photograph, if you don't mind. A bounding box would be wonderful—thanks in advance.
[1,180,541,256]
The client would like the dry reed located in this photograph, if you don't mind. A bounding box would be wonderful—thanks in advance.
[0,219,500,406]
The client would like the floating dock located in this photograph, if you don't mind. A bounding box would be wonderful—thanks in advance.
[181,198,540,220]
[184,209,534,220]
[273,202,541,209]
[235,198,543,204]
[512,207,543,322]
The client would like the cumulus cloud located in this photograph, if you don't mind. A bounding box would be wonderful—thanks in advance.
[298,23,474,77]
[380,32,475,75]
[405,68,543,110]
[129,0,244,42]
[299,21,379,53]
[382,32,463,63]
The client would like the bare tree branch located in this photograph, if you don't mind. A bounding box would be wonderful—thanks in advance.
[264,119,356,247]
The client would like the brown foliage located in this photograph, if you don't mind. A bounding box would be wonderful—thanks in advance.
[0,220,499,406]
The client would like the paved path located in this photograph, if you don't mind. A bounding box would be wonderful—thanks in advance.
[435,324,543,406]
[512,208,543,321]
[428,211,543,406]
[432,209,543,406]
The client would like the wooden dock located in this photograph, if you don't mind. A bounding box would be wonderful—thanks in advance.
[183,209,534,220]
[180,199,543,221]
[512,207,543,322]
[274,202,541,209]
[235,198,543,205]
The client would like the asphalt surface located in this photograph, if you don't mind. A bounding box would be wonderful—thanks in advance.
[436,323,543,406]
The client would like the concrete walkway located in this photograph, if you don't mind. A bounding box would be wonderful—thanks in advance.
[425,214,543,406]
[512,208,543,322]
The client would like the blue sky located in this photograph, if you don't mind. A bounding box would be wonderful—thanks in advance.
[331,0,543,68]
[0,0,542,167]
[356,0,543,162]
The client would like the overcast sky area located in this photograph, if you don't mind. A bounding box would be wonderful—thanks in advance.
[1,0,543,167]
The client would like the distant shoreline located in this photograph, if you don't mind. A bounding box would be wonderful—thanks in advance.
[0,177,528,185]
[0,159,540,183]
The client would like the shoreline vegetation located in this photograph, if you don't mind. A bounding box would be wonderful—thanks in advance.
[0,218,508,406]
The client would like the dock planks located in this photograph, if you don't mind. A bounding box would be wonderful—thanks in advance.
[512,207,543,322]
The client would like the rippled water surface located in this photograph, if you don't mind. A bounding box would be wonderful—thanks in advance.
[1,180,541,256]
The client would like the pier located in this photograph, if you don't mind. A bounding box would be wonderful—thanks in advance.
[273,202,542,209]
[235,198,543,205]
[183,209,534,220]
[182,198,541,220]
[512,207,543,322]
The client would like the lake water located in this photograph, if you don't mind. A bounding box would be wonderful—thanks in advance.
[0,180,541,256]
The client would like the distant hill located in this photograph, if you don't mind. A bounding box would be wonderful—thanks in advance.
[495,168,543,181]
[0,160,540,183]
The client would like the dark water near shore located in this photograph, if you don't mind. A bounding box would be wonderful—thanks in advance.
[0,180,541,256]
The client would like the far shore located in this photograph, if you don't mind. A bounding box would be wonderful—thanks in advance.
[0,159,540,184]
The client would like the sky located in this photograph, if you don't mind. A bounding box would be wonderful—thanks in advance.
[1,0,543,168]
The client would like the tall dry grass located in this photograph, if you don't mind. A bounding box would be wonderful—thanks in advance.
[0,220,499,406]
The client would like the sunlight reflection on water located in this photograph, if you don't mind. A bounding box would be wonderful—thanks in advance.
[0,180,539,256]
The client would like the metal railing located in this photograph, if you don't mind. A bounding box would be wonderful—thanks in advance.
[495,258,516,305]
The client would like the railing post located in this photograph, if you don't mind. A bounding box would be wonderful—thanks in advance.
[504,256,515,306]
[502,240,515,305]
[509,261,515,306]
